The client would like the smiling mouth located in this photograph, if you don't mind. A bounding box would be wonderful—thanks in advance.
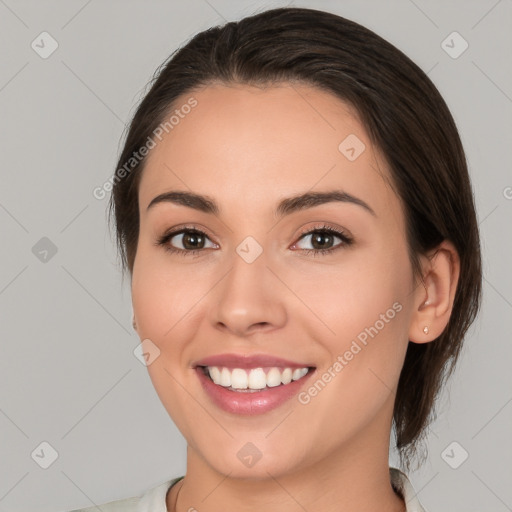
[198,365,315,392]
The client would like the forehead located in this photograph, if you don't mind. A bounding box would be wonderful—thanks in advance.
[138,83,398,220]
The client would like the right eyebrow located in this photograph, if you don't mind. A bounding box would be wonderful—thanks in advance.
[147,191,219,215]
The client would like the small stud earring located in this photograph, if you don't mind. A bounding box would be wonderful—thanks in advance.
[423,326,429,334]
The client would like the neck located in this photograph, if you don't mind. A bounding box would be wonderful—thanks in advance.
[167,419,405,512]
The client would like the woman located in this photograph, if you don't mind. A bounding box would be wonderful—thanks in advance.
[71,6,481,512]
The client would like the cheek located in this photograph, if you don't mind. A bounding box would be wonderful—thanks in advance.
[131,241,206,338]
[131,250,207,438]
[290,245,411,408]
[287,244,410,341]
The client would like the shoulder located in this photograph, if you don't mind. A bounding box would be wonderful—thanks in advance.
[390,468,428,512]
[67,495,138,512]
[66,476,183,512]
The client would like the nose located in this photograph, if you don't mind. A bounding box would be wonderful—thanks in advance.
[210,247,287,338]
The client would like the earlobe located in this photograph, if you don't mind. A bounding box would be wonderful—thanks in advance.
[409,240,460,344]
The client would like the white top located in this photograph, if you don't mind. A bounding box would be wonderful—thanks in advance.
[68,468,426,511]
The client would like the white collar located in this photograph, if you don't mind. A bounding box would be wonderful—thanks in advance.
[390,468,427,511]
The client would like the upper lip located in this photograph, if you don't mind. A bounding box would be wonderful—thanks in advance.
[192,353,315,369]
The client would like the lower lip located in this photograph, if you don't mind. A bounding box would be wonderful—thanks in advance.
[195,367,315,415]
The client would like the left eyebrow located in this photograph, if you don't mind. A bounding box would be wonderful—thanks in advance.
[275,190,376,218]
[146,189,376,217]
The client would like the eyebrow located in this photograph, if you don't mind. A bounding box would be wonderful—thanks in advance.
[146,189,376,217]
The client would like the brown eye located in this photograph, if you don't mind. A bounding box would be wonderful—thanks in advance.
[292,225,353,256]
[309,231,337,250]
[156,227,217,256]
[178,230,206,250]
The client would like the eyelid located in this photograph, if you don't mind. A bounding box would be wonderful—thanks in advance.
[158,223,218,243]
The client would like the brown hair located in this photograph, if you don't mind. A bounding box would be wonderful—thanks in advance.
[109,6,482,469]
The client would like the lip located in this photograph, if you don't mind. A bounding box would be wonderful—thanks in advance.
[192,353,314,370]
[193,353,316,415]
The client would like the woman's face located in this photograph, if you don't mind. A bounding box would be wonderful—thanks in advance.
[132,83,422,478]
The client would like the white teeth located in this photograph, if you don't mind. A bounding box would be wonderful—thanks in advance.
[220,367,231,387]
[292,368,308,380]
[248,368,267,389]
[204,366,311,390]
[266,367,282,387]
[208,366,221,385]
[231,368,248,389]
[281,368,292,385]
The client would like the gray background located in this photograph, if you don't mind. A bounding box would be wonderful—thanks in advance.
[0,0,510,511]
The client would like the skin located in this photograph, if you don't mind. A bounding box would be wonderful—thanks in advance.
[130,83,460,512]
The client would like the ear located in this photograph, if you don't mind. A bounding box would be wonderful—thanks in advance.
[408,240,460,344]
[132,316,138,332]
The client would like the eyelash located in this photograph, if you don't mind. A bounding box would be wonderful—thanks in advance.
[155,223,353,258]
